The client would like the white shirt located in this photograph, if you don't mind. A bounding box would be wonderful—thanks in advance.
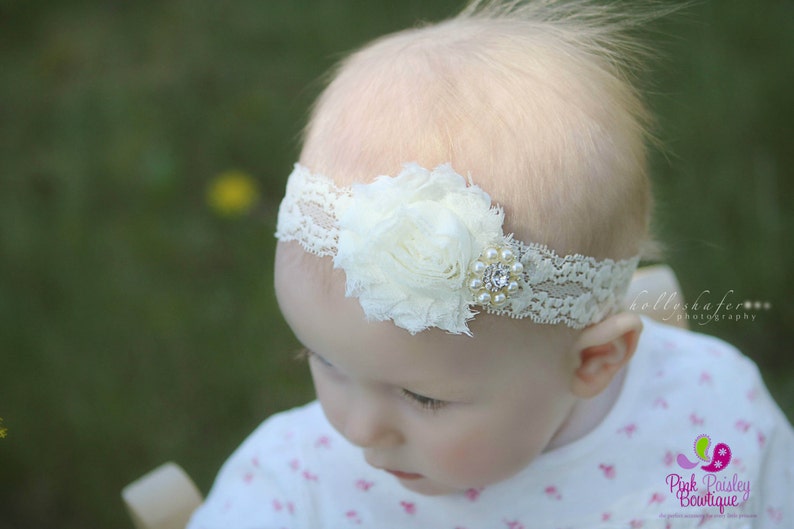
[188,318,794,528]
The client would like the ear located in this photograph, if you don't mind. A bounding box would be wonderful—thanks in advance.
[571,312,643,399]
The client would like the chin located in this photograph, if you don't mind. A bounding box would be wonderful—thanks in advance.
[397,477,464,496]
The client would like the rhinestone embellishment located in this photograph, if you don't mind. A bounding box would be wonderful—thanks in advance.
[483,262,511,292]
[468,245,523,307]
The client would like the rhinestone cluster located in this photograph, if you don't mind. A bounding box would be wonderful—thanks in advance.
[467,245,523,307]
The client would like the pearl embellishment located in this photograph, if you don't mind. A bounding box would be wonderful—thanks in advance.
[468,245,522,309]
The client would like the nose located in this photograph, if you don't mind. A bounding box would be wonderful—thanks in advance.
[341,396,402,448]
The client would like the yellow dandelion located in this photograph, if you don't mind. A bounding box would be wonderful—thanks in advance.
[0,417,6,439]
[207,170,259,217]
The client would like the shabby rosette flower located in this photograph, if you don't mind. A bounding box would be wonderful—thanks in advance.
[333,164,505,334]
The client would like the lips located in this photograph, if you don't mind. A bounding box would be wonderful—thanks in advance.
[366,456,424,481]
[385,469,424,480]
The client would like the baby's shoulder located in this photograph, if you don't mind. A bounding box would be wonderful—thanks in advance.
[243,400,327,450]
[636,317,763,397]
[636,320,794,520]
[218,400,348,486]
[631,318,791,460]
[188,401,340,528]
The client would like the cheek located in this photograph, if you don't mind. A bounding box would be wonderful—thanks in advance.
[423,413,534,485]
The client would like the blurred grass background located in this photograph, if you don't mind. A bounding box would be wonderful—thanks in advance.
[0,1,791,527]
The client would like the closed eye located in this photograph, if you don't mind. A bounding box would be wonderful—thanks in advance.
[302,348,448,412]
[401,389,447,412]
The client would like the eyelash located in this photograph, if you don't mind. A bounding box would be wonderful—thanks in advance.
[301,349,448,412]
[401,389,447,412]
[303,350,336,371]
[312,352,334,368]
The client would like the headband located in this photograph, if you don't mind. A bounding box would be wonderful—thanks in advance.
[275,163,639,335]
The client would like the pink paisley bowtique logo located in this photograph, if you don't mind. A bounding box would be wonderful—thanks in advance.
[665,434,751,514]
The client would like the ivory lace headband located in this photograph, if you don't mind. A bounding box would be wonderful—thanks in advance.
[275,163,639,335]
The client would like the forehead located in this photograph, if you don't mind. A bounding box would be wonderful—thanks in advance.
[274,242,572,385]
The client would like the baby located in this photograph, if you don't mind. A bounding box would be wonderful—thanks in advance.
[187,1,793,527]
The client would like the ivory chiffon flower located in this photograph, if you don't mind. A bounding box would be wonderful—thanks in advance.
[333,164,504,334]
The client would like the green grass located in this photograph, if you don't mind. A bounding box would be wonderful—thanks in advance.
[1,1,792,528]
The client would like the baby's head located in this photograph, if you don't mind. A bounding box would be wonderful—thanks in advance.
[300,0,655,259]
[275,0,654,495]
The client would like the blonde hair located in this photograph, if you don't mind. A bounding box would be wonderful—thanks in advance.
[300,0,666,260]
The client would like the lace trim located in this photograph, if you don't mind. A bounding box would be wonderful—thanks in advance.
[275,165,353,257]
[486,240,639,327]
[276,163,639,332]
